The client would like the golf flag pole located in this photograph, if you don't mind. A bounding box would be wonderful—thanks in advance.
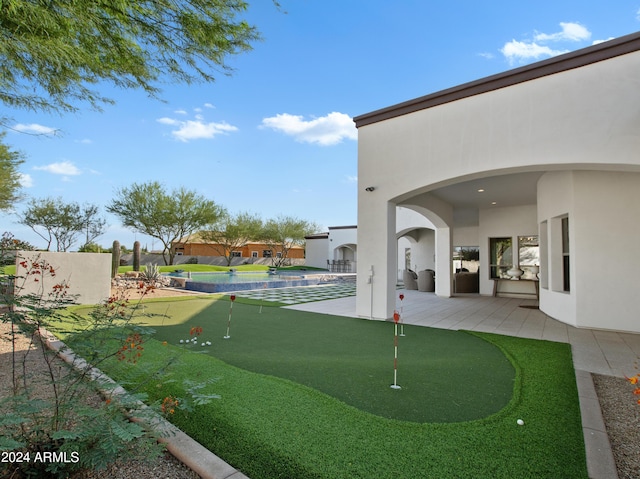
[259,282,267,313]
[399,293,405,336]
[224,294,236,339]
[391,311,401,389]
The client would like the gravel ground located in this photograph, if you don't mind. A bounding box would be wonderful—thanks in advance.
[593,374,640,479]
[1,287,639,478]
[0,319,200,479]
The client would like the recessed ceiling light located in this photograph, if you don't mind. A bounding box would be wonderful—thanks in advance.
[477,189,485,193]
[491,201,497,205]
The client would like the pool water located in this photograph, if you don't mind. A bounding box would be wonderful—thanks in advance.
[166,271,322,293]
[167,271,302,284]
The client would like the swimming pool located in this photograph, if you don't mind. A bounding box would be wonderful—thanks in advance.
[166,271,323,293]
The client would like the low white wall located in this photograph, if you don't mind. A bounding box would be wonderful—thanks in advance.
[304,237,329,269]
[14,251,111,305]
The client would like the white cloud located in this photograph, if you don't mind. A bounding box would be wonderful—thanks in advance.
[158,118,237,142]
[203,103,215,109]
[157,108,237,141]
[534,22,591,42]
[33,160,81,176]
[261,112,357,146]
[501,40,568,63]
[345,175,358,183]
[636,8,640,21]
[13,123,56,135]
[592,37,615,45]
[19,173,33,188]
[478,52,495,60]
[157,117,179,126]
[499,22,592,64]
[75,138,92,144]
[174,109,188,115]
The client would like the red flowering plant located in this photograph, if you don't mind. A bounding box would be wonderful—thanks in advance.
[0,253,218,478]
[625,373,640,404]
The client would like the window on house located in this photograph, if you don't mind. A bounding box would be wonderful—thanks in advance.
[251,251,258,258]
[518,236,539,279]
[562,217,570,292]
[489,237,512,279]
[276,252,282,258]
[263,250,272,258]
[453,246,480,272]
[231,251,242,258]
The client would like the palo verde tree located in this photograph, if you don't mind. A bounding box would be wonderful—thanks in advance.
[0,0,264,117]
[107,181,224,265]
[261,215,320,267]
[201,211,263,266]
[20,197,105,252]
[0,132,25,211]
[79,203,107,249]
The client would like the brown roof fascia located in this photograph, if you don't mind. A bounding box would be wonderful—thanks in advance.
[328,225,357,230]
[353,31,640,128]
[305,233,330,239]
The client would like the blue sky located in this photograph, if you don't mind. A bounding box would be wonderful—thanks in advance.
[3,1,640,251]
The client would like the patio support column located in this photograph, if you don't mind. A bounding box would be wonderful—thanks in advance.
[356,200,396,320]
[435,227,452,297]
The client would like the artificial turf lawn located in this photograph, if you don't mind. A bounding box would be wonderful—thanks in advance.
[68,296,588,478]
[132,297,515,422]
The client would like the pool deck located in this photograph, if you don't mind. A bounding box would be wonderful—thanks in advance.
[286,290,638,479]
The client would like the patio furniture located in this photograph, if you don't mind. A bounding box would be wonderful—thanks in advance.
[454,272,479,293]
[403,269,418,290]
[417,269,435,292]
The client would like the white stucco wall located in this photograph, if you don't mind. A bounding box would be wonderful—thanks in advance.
[538,171,640,332]
[328,227,357,265]
[396,207,436,279]
[304,236,329,269]
[14,251,111,305]
[453,227,480,248]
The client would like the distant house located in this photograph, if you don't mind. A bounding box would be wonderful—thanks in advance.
[305,226,357,272]
[171,233,305,260]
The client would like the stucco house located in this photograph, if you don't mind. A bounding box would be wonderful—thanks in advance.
[353,31,640,334]
[172,233,305,261]
[305,226,358,272]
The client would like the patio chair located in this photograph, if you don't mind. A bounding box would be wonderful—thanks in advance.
[417,269,435,292]
[403,269,418,290]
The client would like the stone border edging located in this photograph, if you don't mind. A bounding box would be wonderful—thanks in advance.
[39,328,249,479]
[574,369,619,479]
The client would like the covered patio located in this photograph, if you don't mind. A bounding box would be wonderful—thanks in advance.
[354,32,640,334]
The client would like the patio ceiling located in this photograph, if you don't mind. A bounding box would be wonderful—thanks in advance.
[429,171,544,227]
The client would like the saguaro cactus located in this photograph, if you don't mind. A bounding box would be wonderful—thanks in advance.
[133,241,141,272]
[111,240,120,278]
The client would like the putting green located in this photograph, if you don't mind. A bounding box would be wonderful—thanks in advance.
[134,297,516,423]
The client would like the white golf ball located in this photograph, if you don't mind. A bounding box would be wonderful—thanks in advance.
[179,340,184,343]
[517,419,525,426]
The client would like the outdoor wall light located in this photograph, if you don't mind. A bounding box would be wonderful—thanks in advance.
[365,186,375,192]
